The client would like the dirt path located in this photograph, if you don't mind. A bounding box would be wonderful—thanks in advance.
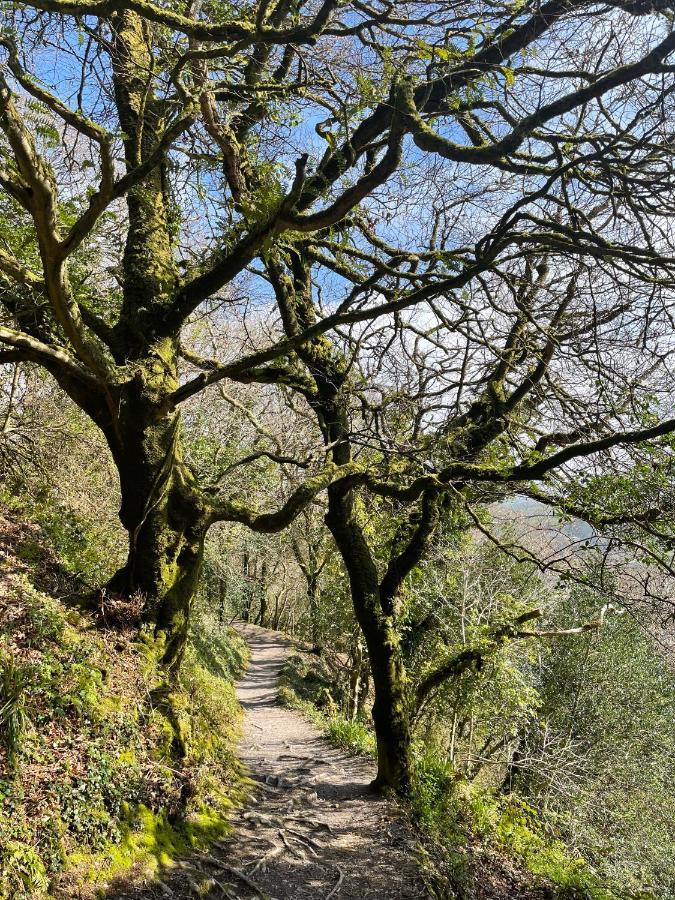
[223,623,428,899]
[106,623,429,900]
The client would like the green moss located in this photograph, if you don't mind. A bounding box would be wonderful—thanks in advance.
[148,706,178,759]
[183,803,231,846]
[116,749,137,766]
[70,800,230,886]
[1,581,246,896]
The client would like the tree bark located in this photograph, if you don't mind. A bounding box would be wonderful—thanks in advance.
[78,10,211,670]
[325,488,413,794]
[219,577,227,625]
[369,625,411,793]
[104,372,209,669]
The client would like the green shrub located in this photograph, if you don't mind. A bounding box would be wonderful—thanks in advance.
[327,718,376,756]
[410,752,457,837]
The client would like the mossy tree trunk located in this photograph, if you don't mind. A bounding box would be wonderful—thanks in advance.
[291,528,324,650]
[269,249,445,795]
[257,560,269,626]
[325,485,413,794]
[300,334,415,793]
[98,11,209,668]
[105,382,209,669]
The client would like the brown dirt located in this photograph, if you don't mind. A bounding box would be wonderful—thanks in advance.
[105,623,430,900]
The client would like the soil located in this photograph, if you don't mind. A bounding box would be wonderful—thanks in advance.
[105,623,430,900]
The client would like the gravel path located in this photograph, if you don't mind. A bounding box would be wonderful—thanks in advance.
[104,623,429,900]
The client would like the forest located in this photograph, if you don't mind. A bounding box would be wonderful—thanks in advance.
[0,0,674,895]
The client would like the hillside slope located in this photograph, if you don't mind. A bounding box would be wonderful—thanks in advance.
[0,507,247,899]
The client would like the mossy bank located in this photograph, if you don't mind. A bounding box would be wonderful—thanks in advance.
[0,505,248,899]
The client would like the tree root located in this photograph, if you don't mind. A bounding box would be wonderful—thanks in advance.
[325,865,344,899]
[250,844,284,875]
[278,828,306,860]
[242,811,283,828]
[195,854,270,898]
[286,827,321,855]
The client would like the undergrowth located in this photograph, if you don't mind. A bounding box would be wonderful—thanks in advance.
[410,752,624,899]
[0,506,248,899]
[278,651,376,756]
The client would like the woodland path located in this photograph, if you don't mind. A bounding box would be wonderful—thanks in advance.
[105,623,429,900]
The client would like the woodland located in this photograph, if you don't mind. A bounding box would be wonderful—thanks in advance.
[0,0,674,895]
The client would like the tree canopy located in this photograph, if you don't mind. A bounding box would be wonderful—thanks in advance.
[2,0,675,793]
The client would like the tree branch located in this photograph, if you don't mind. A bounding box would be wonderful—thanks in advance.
[0,324,102,386]
[208,462,360,530]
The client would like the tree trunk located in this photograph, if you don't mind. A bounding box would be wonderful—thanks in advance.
[356,665,370,719]
[257,560,268,626]
[347,638,369,720]
[241,551,253,622]
[347,640,362,720]
[272,590,281,630]
[105,383,208,670]
[364,613,412,793]
[274,252,414,794]
[353,648,370,721]
[219,578,227,625]
[94,11,209,671]
[307,572,320,650]
[325,488,413,795]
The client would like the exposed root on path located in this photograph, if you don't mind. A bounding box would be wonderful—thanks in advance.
[325,865,345,899]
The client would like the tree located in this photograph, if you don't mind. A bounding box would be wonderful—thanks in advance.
[289,504,333,648]
[0,10,349,667]
[3,0,675,792]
